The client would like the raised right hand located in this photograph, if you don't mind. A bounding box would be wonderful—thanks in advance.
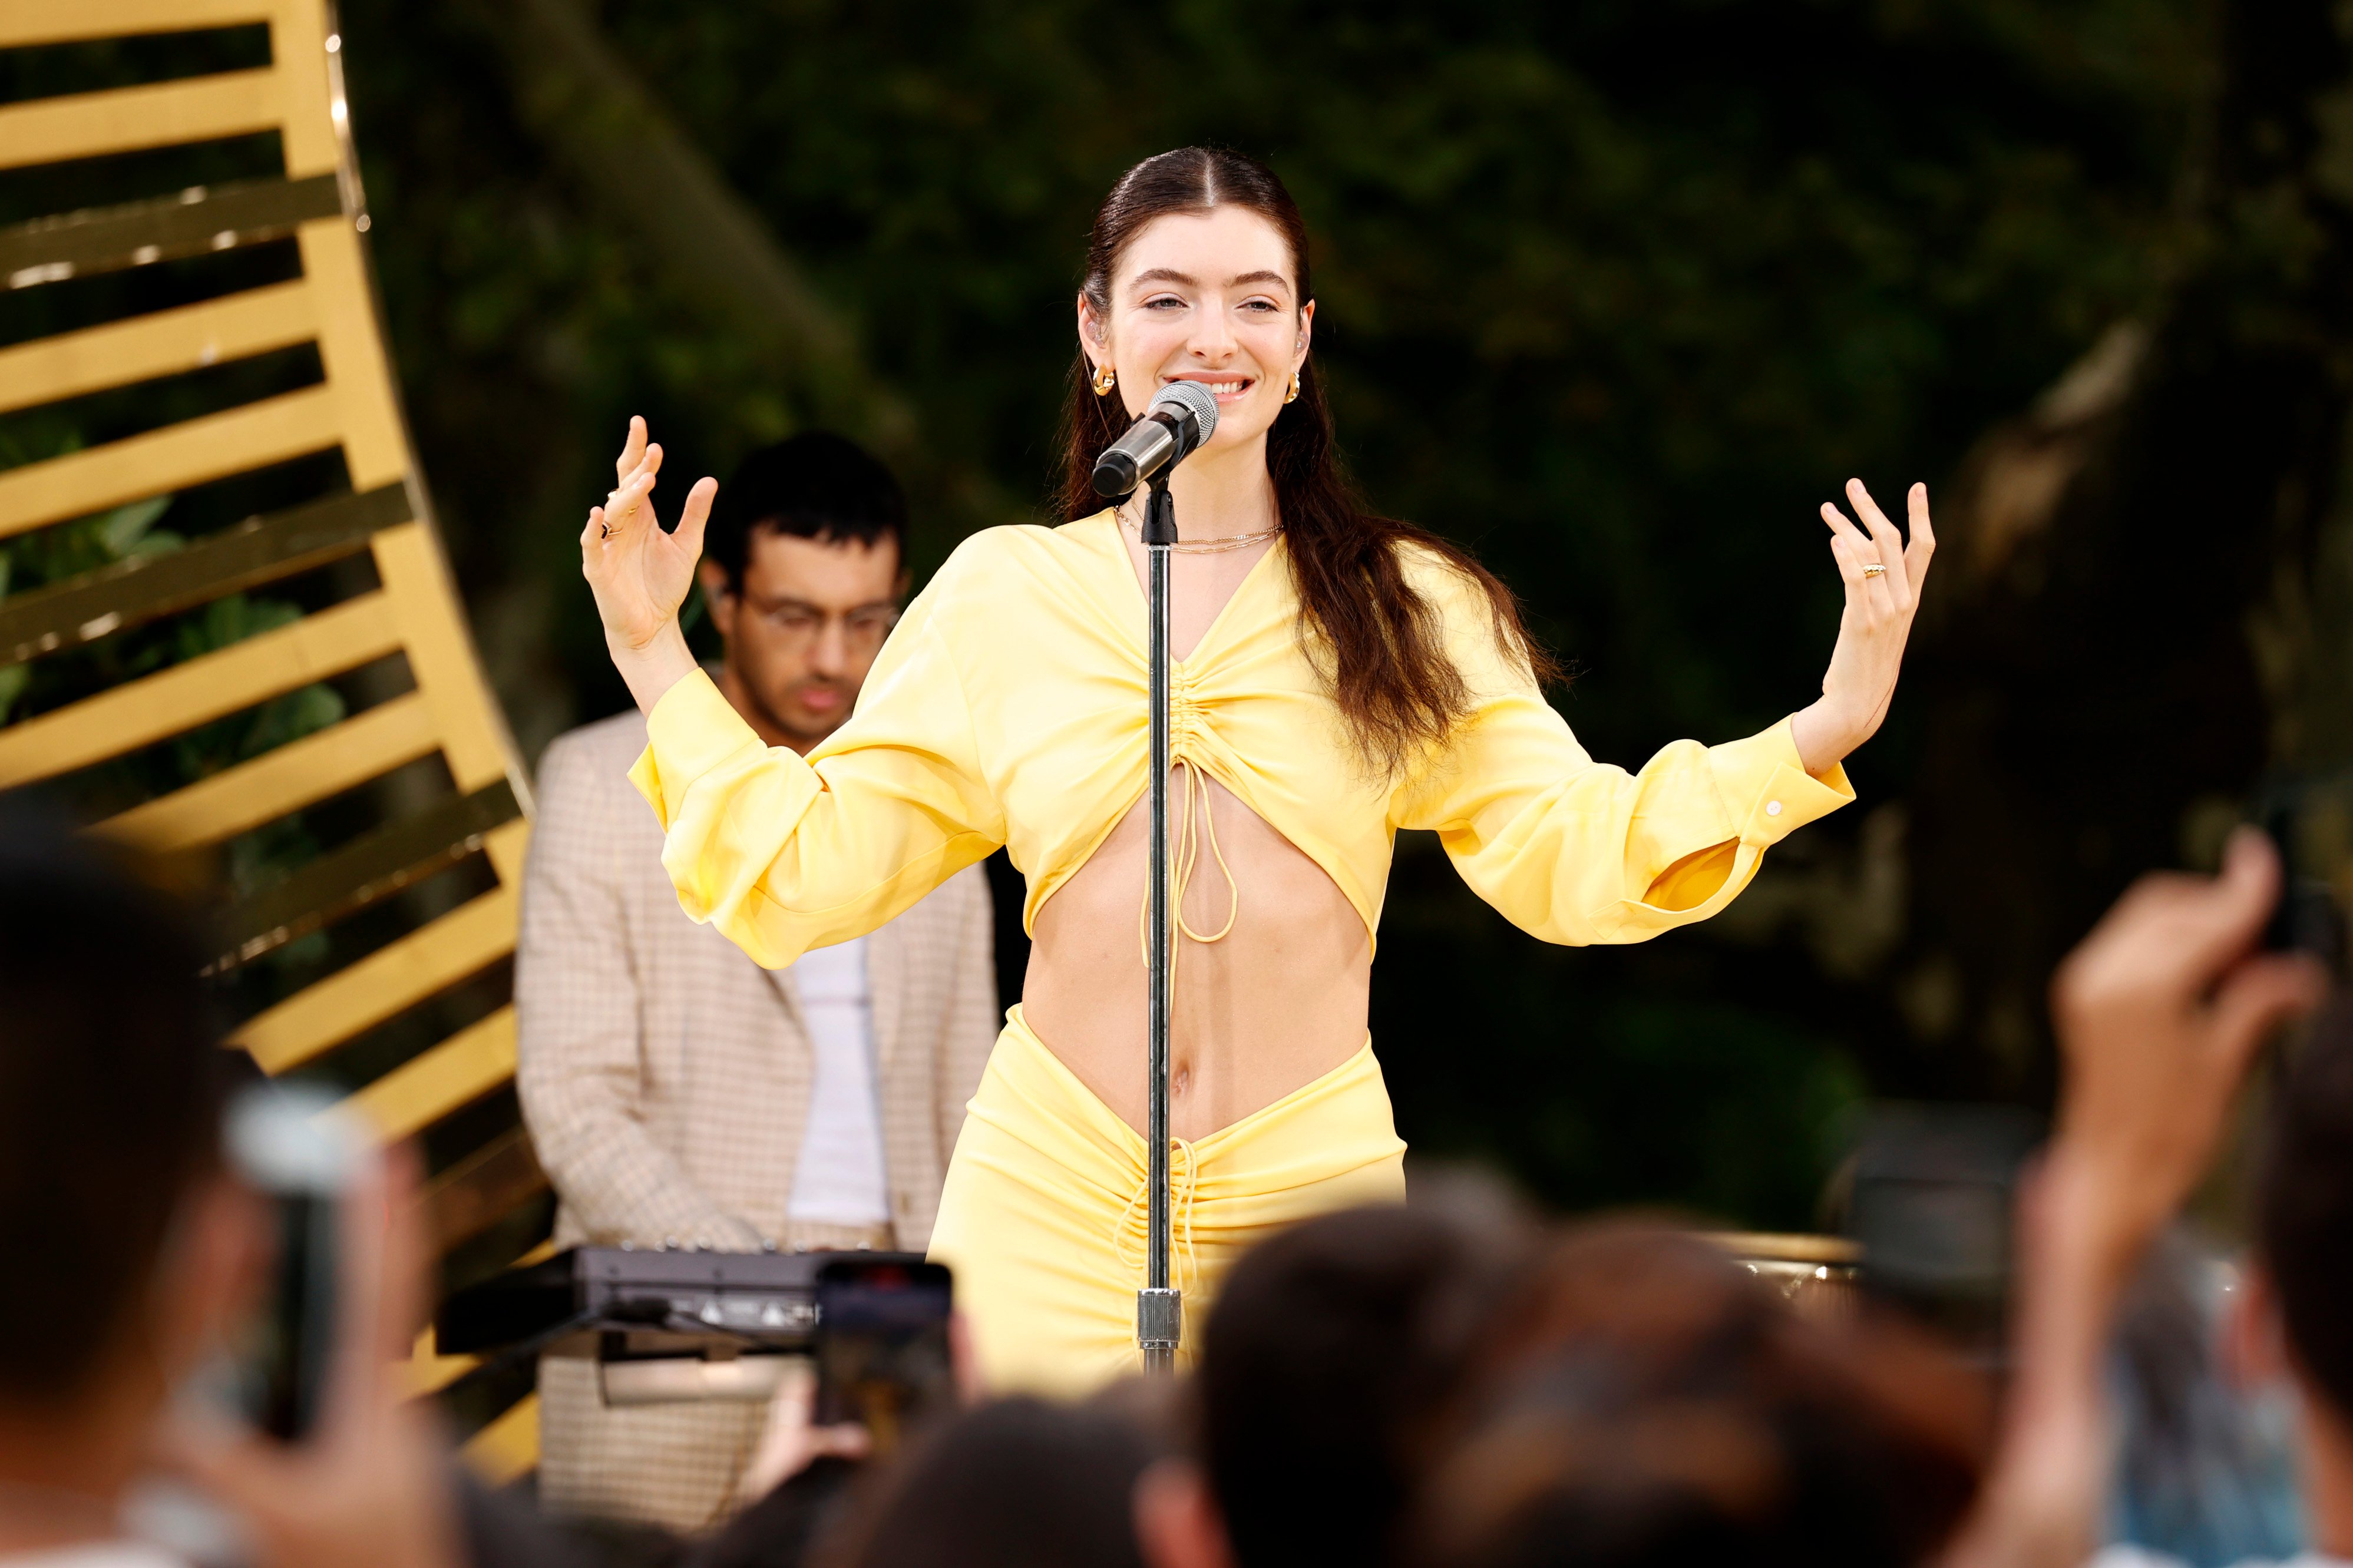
[580,416,717,654]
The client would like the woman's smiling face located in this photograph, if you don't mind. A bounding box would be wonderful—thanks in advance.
[1080,204,1314,455]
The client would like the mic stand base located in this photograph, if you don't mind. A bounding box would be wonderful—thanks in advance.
[1137,1288,1181,1375]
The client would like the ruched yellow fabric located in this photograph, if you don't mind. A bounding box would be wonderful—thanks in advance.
[628,511,1855,968]
[927,1005,1407,1395]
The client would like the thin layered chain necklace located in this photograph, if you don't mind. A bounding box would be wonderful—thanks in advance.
[1118,502,1283,555]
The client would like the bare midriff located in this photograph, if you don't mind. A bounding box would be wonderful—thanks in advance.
[1019,527,1372,1142]
[1022,766,1372,1142]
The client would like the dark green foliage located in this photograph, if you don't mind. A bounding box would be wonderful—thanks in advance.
[1897,1,2353,1103]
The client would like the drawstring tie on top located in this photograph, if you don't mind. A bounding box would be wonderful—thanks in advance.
[1121,756,1232,1297]
[1135,759,1239,966]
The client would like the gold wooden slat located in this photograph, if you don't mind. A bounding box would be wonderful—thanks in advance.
[409,1239,557,1395]
[267,1,338,181]
[369,525,504,785]
[0,280,316,416]
[2,176,343,290]
[0,0,276,48]
[298,222,407,490]
[0,71,284,174]
[216,800,523,971]
[0,384,341,541]
[0,591,399,788]
[404,1236,561,1398]
[233,882,516,1074]
[0,485,409,669]
[404,1328,477,1400]
[368,524,533,884]
[460,1395,538,1486]
[100,690,437,854]
[342,1005,517,1145]
[421,1124,547,1256]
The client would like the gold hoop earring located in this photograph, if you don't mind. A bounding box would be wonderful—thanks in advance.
[1092,362,1116,396]
[1284,371,1301,405]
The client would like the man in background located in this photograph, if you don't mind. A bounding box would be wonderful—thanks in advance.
[518,432,997,1533]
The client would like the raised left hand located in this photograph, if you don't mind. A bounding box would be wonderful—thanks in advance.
[1790,478,1935,775]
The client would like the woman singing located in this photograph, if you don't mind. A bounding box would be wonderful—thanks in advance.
[580,148,1933,1394]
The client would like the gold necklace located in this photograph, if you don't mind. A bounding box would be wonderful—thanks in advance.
[1119,507,1284,555]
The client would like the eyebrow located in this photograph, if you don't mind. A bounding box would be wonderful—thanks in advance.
[1131,267,1294,293]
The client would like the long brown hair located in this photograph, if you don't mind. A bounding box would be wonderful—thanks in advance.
[1058,147,1557,775]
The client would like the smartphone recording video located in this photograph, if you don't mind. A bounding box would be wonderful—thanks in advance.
[223,1083,361,1441]
[2256,789,2348,975]
[813,1257,953,1455]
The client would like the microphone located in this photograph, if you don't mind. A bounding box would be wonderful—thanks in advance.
[1090,381,1221,498]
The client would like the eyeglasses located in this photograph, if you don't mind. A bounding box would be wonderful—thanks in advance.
[735,591,901,650]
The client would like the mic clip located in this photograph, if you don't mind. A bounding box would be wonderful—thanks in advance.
[1139,473,1179,547]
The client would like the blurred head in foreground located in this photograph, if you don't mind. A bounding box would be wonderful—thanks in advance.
[1404,1223,1987,1568]
[1141,1186,1539,1568]
[0,812,240,1539]
[2256,995,2353,1445]
[815,1395,1161,1568]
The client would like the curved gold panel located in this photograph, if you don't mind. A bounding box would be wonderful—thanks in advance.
[1,0,544,1471]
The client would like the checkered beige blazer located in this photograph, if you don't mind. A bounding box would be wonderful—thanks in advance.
[515,707,998,1533]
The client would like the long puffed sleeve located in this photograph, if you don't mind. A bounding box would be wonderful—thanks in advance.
[626,565,1007,970]
[1391,560,1853,945]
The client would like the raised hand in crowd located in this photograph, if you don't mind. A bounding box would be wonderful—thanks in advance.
[1941,828,2325,1568]
[153,1144,465,1568]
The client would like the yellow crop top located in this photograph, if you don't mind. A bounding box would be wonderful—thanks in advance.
[629,511,1854,969]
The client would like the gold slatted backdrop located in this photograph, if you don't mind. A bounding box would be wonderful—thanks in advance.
[1,0,542,1478]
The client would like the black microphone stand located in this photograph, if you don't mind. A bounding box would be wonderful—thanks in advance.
[1136,470,1181,1375]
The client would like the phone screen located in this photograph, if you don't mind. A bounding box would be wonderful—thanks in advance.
[224,1084,357,1440]
[2259,797,2348,971]
[813,1258,953,1454]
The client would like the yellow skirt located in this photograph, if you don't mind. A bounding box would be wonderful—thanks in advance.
[926,1005,1409,1397]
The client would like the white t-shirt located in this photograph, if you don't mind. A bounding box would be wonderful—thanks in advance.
[784,936,891,1228]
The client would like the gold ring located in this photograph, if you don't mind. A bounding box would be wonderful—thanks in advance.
[600,521,613,540]
[1862,563,1887,578]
